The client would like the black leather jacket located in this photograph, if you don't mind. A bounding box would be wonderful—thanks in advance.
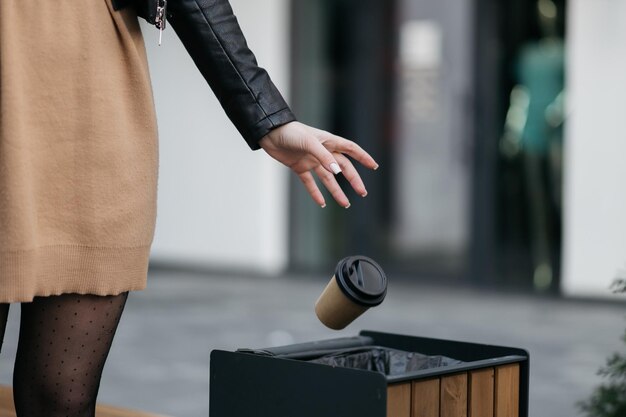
[111,0,296,150]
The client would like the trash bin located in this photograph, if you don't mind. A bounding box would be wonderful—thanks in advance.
[209,330,529,417]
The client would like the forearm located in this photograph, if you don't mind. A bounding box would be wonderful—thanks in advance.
[166,0,296,149]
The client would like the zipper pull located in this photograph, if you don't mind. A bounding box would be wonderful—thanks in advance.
[155,0,167,46]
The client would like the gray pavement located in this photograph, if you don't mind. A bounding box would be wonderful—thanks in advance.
[1,268,624,417]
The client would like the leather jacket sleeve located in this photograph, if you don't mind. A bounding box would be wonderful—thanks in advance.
[113,0,297,150]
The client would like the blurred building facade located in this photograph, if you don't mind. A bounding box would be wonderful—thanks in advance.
[561,0,626,298]
[147,0,292,274]
[147,0,626,298]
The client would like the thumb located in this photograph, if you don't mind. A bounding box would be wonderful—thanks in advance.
[307,138,342,175]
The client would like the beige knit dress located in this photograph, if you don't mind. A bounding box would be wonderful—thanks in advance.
[0,0,159,302]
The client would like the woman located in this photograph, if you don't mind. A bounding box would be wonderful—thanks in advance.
[0,0,377,415]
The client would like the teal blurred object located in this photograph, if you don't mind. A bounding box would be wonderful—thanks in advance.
[517,39,565,154]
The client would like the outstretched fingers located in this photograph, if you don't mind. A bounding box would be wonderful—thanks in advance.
[313,165,350,208]
[298,171,326,208]
[305,136,343,175]
[335,153,367,197]
[301,133,371,207]
[317,130,379,170]
[262,124,378,208]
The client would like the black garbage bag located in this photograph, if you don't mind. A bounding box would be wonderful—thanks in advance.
[308,346,463,376]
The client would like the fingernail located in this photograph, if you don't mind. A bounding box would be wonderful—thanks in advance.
[345,202,351,209]
[330,162,342,175]
[361,191,368,197]
[321,203,327,208]
[373,164,380,171]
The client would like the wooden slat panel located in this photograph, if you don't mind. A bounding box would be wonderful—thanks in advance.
[0,385,170,417]
[469,368,494,417]
[495,364,520,417]
[387,383,412,417]
[440,373,468,417]
[96,404,172,417]
[411,378,439,417]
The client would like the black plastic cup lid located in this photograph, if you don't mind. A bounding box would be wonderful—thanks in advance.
[335,256,387,307]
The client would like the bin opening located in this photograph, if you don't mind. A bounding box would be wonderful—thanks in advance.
[306,346,463,376]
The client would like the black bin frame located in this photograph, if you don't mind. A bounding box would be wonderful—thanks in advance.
[209,330,529,417]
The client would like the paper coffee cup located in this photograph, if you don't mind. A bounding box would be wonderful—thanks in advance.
[315,256,387,330]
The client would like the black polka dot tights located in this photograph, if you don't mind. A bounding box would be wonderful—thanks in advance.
[0,292,128,417]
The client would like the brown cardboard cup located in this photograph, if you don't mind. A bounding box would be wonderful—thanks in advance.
[315,275,368,330]
[315,256,387,330]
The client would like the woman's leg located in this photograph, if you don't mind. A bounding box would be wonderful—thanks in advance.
[13,292,129,417]
[0,304,9,354]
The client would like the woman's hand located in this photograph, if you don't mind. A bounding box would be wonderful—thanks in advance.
[258,121,378,208]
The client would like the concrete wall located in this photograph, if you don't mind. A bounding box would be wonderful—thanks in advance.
[142,0,291,274]
[562,0,626,297]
